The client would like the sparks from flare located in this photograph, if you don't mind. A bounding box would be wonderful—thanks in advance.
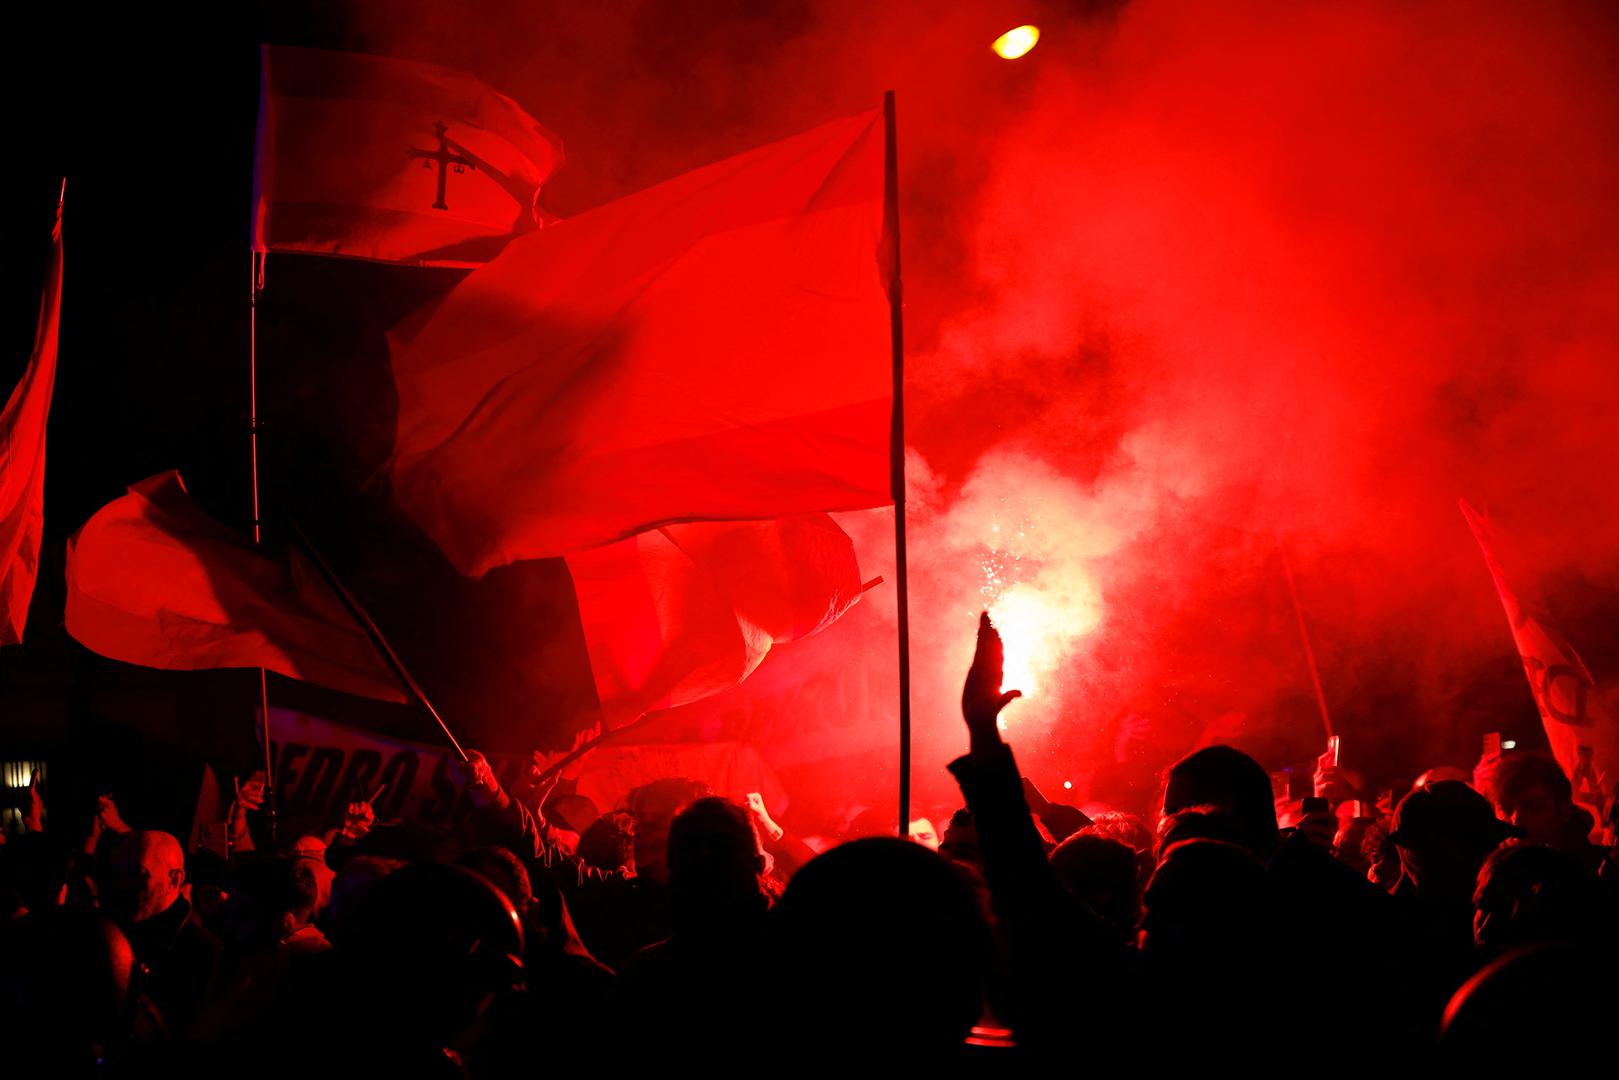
[974,500,1104,722]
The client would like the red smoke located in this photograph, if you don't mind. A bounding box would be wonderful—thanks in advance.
[352,1,1619,826]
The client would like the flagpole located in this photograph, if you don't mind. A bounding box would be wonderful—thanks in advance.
[884,90,912,838]
[248,249,279,845]
[1278,539,1334,739]
[284,517,470,762]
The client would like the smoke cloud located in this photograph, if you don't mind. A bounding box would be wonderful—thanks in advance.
[346,0,1619,820]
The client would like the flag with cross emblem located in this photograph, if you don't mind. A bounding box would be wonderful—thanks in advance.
[252,44,564,267]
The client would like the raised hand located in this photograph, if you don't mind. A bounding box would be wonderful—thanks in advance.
[232,773,267,824]
[447,749,502,808]
[1313,753,1349,804]
[527,750,562,808]
[963,612,1022,753]
[340,800,376,840]
[745,791,785,843]
[22,771,44,833]
[95,794,131,835]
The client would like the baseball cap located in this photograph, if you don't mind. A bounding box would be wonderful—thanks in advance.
[1388,779,1522,850]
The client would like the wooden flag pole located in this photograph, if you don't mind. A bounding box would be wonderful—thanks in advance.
[284,517,469,762]
[248,248,278,845]
[884,90,913,838]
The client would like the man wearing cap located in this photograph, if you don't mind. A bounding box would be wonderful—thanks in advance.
[1388,780,1521,1015]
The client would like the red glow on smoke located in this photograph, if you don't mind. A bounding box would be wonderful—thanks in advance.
[355,0,1619,829]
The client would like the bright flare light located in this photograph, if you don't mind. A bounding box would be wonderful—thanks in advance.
[990,586,1073,699]
[977,518,1104,714]
[992,25,1041,60]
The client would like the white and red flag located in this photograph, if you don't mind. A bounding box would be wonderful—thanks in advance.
[566,513,864,728]
[388,107,891,575]
[0,194,62,644]
[252,44,563,267]
[1460,498,1618,823]
[65,472,406,704]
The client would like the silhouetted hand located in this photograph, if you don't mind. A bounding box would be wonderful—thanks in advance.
[963,612,1022,754]
[340,801,375,840]
[526,751,562,808]
[448,749,503,809]
[745,791,785,843]
[94,794,131,835]
[1313,755,1351,804]
[1297,809,1337,849]
[22,772,44,833]
[235,774,267,813]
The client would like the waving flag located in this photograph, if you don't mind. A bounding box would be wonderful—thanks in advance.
[566,513,864,727]
[253,44,563,267]
[0,194,62,644]
[66,472,406,703]
[389,108,891,575]
[1461,498,1618,824]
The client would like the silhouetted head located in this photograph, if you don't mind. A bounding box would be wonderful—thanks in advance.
[1390,780,1518,903]
[1361,816,1401,889]
[1162,745,1280,858]
[938,808,981,867]
[458,846,534,914]
[1078,810,1155,856]
[772,838,992,1059]
[626,777,710,884]
[0,907,133,1072]
[578,810,636,874]
[102,830,185,926]
[324,855,403,945]
[289,833,337,914]
[1472,842,1602,955]
[1413,765,1471,789]
[1051,833,1142,937]
[1141,839,1276,963]
[666,797,767,929]
[1489,752,1581,849]
[1441,943,1619,1062]
[0,832,72,917]
[343,862,525,1044]
[218,855,320,950]
[1155,804,1257,862]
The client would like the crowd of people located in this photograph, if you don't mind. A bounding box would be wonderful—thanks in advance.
[3,612,1616,1072]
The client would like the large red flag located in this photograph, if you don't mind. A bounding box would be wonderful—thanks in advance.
[389,108,891,575]
[65,472,406,704]
[1461,498,1618,825]
[0,195,62,644]
[566,513,864,728]
[252,44,563,267]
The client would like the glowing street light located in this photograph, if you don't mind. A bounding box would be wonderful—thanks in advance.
[993,24,1040,60]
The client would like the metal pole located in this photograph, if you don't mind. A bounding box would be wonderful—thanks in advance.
[884,91,912,837]
[250,249,278,844]
[284,518,469,762]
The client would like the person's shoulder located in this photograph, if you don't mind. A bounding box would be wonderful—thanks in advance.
[174,906,224,962]
[1271,831,1393,907]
